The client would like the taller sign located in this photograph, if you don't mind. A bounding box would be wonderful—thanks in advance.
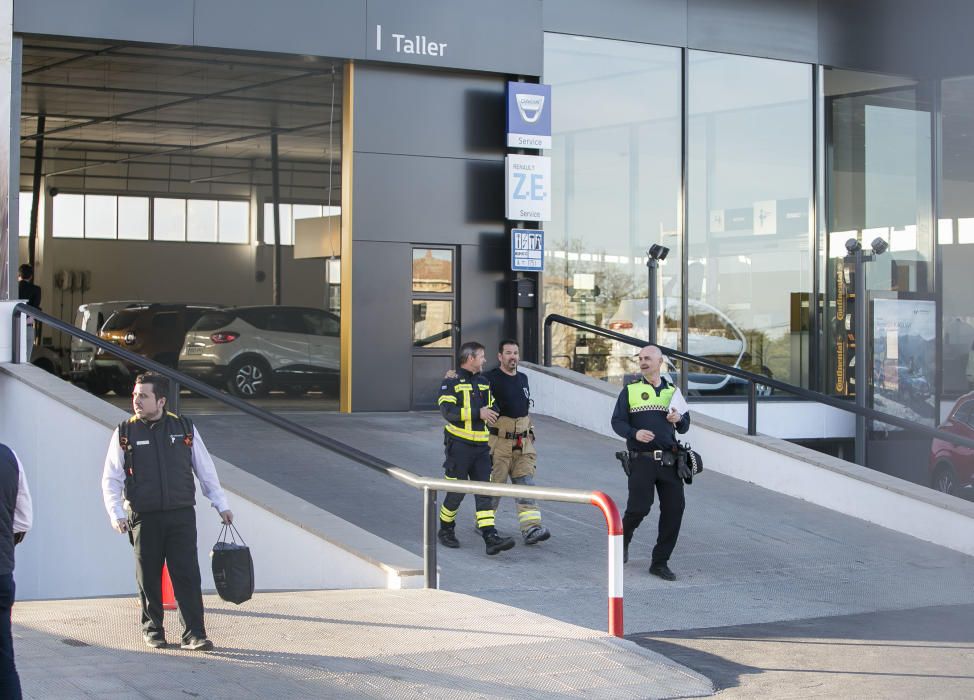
[507,82,551,149]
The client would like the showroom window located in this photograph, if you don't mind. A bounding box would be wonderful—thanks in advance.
[543,34,681,383]
[938,75,974,398]
[52,194,248,243]
[823,69,934,403]
[262,203,341,246]
[688,50,813,387]
[18,192,34,237]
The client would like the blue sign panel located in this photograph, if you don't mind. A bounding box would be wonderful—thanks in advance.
[511,228,544,272]
[507,82,551,149]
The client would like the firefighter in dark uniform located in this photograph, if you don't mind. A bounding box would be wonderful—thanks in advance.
[485,339,551,545]
[102,373,233,651]
[611,344,691,581]
[437,342,516,556]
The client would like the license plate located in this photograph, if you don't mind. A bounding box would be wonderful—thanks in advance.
[185,346,204,355]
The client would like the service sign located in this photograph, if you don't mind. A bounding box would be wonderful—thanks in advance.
[511,228,544,272]
[505,154,551,221]
[507,82,551,149]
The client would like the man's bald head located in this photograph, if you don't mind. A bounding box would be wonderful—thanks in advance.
[637,344,664,378]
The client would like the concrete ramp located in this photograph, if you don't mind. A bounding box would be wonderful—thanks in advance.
[523,362,974,558]
[13,590,715,699]
[0,362,424,598]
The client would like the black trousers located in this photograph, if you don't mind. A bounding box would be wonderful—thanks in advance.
[130,506,206,642]
[0,574,21,700]
[623,455,685,565]
[440,437,497,535]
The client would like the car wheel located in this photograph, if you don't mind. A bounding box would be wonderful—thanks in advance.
[31,358,57,376]
[228,357,270,398]
[86,373,111,396]
[932,463,956,496]
[112,376,135,397]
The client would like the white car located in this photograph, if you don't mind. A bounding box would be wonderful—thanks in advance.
[604,298,772,395]
[71,300,145,394]
[178,306,340,398]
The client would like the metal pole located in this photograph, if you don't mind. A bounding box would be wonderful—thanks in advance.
[169,380,180,415]
[28,114,44,269]
[543,319,552,366]
[854,249,867,466]
[422,487,438,589]
[647,257,658,346]
[11,307,21,363]
[747,381,757,436]
[270,133,282,306]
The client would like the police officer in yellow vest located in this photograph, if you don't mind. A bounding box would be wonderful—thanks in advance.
[437,341,516,556]
[611,344,691,581]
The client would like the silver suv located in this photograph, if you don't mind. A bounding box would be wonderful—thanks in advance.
[178,306,340,398]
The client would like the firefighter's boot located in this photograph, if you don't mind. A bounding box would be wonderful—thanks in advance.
[484,531,515,556]
[438,526,460,549]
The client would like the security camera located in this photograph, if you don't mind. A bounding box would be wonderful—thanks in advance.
[870,237,889,255]
[845,238,862,254]
[648,244,670,261]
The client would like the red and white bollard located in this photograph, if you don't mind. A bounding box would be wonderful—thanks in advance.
[162,563,177,611]
[590,491,624,637]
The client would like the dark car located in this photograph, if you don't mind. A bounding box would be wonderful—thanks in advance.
[929,392,974,496]
[95,303,221,395]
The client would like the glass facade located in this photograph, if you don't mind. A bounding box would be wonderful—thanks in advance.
[543,34,681,381]
[541,32,974,497]
[940,76,974,400]
[688,51,813,386]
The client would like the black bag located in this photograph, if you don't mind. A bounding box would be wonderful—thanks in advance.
[677,443,704,485]
[211,523,254,605]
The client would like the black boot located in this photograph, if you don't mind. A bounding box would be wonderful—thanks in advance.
[438,526,460,548]
[483,531,515,555]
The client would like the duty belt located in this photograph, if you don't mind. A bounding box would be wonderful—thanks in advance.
[488,427,531,439]
[630,449,675,462]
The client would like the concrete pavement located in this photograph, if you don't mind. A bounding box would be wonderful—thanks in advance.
[13,590,714,699]
[190,410,974,634]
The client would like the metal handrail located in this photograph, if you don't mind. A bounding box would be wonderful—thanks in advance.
[10,304,625,636]
[543,313,974,450]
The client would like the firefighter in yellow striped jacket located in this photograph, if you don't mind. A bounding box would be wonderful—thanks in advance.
[436,341,516,556]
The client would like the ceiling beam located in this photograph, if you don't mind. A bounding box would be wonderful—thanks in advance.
[44,118,339,177]
[23,45,124,77]
[24,43,341,76]
[22,70,332,142]
[21,81,335,111]
[21,111,284,133]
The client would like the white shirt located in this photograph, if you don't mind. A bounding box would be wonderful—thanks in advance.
[101,423,230,522]
[12,453,32,534]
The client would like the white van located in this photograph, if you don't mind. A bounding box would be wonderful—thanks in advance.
[71,300,144,394]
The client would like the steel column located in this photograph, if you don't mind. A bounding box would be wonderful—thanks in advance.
[423,487,438,589]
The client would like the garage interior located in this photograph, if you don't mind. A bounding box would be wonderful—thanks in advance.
[18,37,345,401]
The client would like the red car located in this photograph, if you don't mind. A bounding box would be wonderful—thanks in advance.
[929,392,974,495]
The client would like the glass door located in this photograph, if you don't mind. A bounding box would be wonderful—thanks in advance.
[410,247,458,409]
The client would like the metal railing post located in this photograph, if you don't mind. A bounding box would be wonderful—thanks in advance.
[543,319,552,367]
[747,381,757,436]
[422,487,438,589]
[169,380,181,415]
[11,307,22,364]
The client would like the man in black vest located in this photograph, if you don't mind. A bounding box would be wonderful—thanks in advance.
[0,442,33,700]
[102,373,233,651]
